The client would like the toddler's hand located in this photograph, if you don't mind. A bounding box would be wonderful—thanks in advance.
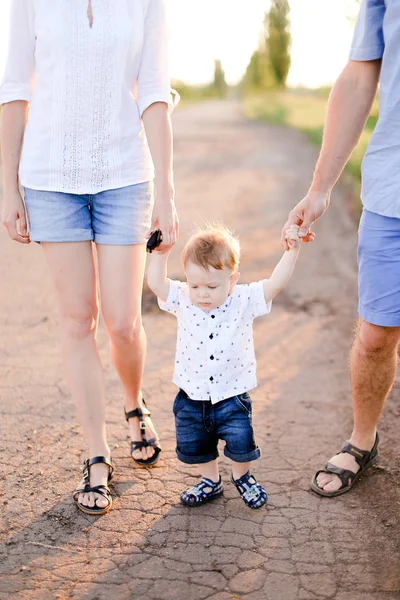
[285,224,315,249]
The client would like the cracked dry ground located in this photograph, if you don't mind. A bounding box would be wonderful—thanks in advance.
[1,101,400,600]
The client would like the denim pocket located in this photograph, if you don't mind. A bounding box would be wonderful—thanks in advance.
[173,390,187,415]
[235,394,252,414]
[173,395,182,416]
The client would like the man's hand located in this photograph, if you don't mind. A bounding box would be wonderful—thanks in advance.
[281,190,330,251]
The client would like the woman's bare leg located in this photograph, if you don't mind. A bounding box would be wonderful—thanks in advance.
[42,241,110,508]
[97,243,158,461]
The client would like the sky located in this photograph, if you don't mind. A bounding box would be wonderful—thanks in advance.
[0,0,357,89]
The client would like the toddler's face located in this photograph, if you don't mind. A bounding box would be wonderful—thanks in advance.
[185,261,240,311]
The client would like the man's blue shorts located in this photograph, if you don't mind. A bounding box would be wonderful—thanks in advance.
[358,209,400,327]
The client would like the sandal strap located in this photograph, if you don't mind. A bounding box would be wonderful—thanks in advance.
[88,456,114,471]
[74,484,112,509]
[86,484,111,496]
[82,456,114,484]
[317,463,357,489]
[74,482,111,497]
[131,441,147,451]
[340,432,380,468]
[131,437,160,451]
[125,404,152,445]
[124,403,151,422]
[232,471,267,507]
[183,477,222,502]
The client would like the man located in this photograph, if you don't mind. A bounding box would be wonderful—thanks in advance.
[282,0,396,496]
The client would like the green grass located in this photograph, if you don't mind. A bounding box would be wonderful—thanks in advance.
[242,89,379,185]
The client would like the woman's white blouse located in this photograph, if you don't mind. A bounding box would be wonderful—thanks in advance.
[0,0,176,194]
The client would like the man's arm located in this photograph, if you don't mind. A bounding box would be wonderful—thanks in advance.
[281,59,381,249]
[312,59,381,195]
[146,249,171,302]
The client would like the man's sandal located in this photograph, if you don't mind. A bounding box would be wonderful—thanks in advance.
[73,456,114,515]
[232,471,268,509]
[125,400,162,467]
[180,477,224,506]
[311,432,379,497]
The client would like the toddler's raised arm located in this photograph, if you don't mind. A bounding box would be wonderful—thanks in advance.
[262,225,313,303]
[147,248,171,302]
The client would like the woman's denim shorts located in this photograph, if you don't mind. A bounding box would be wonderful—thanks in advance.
[173,389,261,464]
[24,182,153,244]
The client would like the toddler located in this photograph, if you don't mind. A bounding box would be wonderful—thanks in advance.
[147,223,308,508]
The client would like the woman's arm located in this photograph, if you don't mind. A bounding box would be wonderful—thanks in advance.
[0,0,36,243]
[0,101,30,243]
[142,103,178,251]
[147,248,171,302]
[137,0,179,252]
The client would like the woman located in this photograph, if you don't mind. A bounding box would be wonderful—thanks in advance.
[0,0,179,515]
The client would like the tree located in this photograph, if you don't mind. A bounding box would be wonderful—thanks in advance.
[213,59,227,98]
[266,0,291,87]
[242,48,275,92]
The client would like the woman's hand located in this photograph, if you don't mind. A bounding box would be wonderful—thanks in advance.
[1,189,30,244]
[150,183,179,252]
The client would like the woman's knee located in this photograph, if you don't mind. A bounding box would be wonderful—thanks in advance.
[106,315,143,345]
[355,319,400,357]
[61,305,99,341]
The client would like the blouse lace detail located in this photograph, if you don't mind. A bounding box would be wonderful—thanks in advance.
[0,0,177,194]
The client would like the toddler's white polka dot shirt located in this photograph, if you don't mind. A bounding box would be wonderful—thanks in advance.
[158,279,272,403]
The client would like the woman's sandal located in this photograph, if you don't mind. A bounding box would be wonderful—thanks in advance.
[73,456,114,515]
[180,476,224,506]
[232,471,268,509]
[310,432,379,497]
[125,400,162,467]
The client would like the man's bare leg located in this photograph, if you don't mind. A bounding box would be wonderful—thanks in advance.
[316,319,400,493]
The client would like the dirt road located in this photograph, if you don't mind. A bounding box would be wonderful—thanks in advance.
[1,100,399,599]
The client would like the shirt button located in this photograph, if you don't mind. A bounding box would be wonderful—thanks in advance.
[209,334,214,339]
[211,315,215,319]
[209,376,214,381]
[210,355,214,360]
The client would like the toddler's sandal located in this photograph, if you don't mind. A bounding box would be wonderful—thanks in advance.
[180,476,223,506]
[232,471,268,509]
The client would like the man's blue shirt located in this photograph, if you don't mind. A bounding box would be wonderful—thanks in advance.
[350,0,400,217]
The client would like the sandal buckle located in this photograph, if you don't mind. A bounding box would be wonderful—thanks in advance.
[140,421,146,431]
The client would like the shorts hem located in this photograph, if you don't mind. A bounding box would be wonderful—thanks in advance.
[359,306,400,328]
[93,235,146,245]
[29,231,93,243]
[176,449,219,465]
[224,446,261,463]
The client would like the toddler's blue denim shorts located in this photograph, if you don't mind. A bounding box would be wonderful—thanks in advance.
[24,182,153,244]
[173,389,261,464]
[358,209,400,327]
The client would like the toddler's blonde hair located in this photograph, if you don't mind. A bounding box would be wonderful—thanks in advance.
[182,223,240,272]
